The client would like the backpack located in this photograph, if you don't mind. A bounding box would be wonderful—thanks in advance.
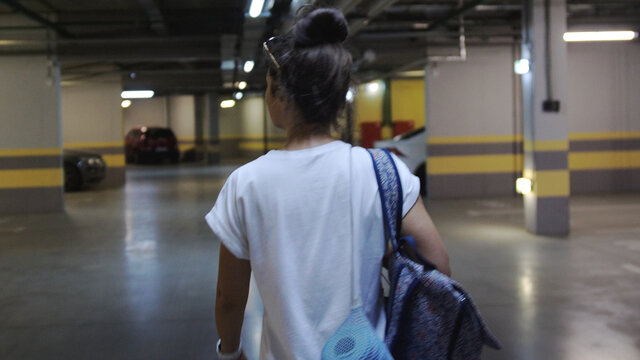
[368,149,501,360]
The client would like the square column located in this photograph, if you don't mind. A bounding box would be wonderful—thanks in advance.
[521,0,570,235]
[0,57,64,213]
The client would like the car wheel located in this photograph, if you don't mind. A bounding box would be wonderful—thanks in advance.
[414,162,427,197]
[64,164,83,191]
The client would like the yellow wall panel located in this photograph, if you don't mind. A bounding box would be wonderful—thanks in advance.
[354,84,383,127]
[102,154,126,167]
[534,170,570,197]
[0,148,61,157]
[0,169,63,188]
[391,79,425,128]
[569,151,640,170]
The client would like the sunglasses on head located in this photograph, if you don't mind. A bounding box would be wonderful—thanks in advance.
[263,36,281,70]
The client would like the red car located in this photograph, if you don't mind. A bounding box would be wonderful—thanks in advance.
[125,126,179,164]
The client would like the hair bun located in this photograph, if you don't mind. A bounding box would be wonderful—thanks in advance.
[293,8,348,47]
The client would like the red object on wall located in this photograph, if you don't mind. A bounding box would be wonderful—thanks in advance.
[360,122,381,148]
[394,120,414,136]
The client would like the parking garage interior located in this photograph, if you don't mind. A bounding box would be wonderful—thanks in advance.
[1,0,639,359]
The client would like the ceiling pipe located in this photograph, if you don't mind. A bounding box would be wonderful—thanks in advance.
[348,0,403,37]
[0,0,73,38]
[360,0,485,82]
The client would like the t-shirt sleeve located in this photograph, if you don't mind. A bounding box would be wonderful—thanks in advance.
[204,170,250,260]
[390,153,421,217]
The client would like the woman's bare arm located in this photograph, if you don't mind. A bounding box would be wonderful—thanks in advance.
[215,244,251,355]
[400,196,451,276]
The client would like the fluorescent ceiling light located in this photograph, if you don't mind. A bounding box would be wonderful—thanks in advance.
[220,99,236,109]
[121,100,132,108]
[238,81,247,90]
[514,59,530,75]
[121,90,154,99]
[516,177,533,195]
[243,60,255,73]
[563,31,637,42]
[249,0,265,18]
[366,82,380,93]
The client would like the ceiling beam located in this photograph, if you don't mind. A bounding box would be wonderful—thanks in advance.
[0,0,73,38]
[137,0,168,35]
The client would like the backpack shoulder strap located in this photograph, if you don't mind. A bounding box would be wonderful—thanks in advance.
[367,149,403,250]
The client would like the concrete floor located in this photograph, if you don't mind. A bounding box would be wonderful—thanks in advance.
[1,164,639,360]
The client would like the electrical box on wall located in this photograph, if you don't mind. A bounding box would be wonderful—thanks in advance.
[543,100,560,112]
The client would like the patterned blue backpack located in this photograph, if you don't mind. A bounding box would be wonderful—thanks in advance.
[368,149,501,360]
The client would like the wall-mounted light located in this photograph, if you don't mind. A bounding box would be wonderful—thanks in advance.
[234,91,244,100]
[121,90,154,99]
[514,59,530,75]
[563,31,637,42]
[238,81,247,90]
[121,100,132,108]
[220,99,236,109]
[516,177,533,195]
[366,81,380,93]
[243,60,255,73]
[249,0,265,18]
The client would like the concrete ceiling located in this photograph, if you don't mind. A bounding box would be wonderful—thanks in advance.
[0,0,638,95]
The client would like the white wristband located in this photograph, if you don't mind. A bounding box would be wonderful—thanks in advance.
[216,338,242,360]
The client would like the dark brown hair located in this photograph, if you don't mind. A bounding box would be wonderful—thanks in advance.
[266,8,352,134]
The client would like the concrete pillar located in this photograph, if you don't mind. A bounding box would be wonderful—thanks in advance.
[521,0,570,235]
[167,95,196,160]
[194,93,220,164]
[61,77,125,188]
[0,56,63,213]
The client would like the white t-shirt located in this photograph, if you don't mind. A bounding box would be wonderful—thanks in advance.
[205,141,419,360]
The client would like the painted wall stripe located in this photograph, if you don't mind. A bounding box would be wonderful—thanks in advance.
[570,139,640,152]
[523,140,569,152]
[534,170,570,197]
[533,151,568,170]
[102,154,126,167]
[428,154,523,174]
[0,169,63,188]
[64,142,123,148]
[0,156,61,170]
[569,151,640,170]
[569,132,640,141]
[219,135,287,141]
[428,134,523,145]
[0,148,61,157]
[238,142,284,151]
[428,142,521,156]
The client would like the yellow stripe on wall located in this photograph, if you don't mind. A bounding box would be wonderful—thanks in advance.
[428,134,523,145]
[534,170,570,197]
[0,148,61,157]
[239,141,285,151]
[0,169,63,188]
[523,140,569,152]
[569,151,640,170]
[569,131,640,141]
[428,154,523,174]
[102,154,126,167]
[63,142,123,149]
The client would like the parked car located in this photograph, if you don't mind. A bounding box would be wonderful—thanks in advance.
[63,149,106,191]
[125,126,179,164]
[374,127,427,196]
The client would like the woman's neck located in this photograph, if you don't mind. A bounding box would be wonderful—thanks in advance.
[283,132,334,151]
